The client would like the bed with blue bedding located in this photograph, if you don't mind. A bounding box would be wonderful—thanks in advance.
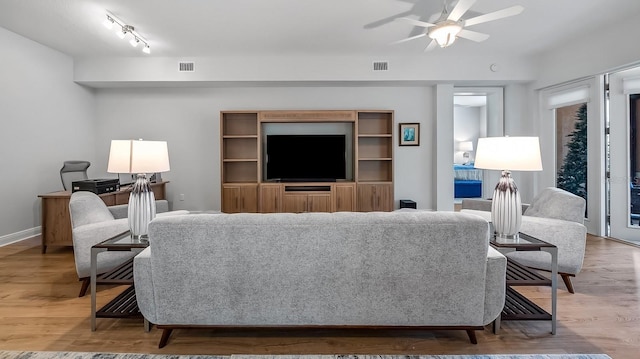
[454,164,482,198]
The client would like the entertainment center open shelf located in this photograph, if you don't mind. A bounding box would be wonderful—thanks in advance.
[221,110,394,213]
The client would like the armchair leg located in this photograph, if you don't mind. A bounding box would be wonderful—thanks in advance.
[78,277,90,297]
[561,273,575,294]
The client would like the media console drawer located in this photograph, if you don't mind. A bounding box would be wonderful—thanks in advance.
[257,182,356,213]
[284,185,331,192]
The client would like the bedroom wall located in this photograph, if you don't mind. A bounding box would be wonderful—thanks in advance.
[453,106,483,164]
[0,27,96,245]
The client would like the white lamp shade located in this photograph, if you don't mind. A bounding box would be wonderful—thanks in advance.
[107,140,170,174]
[474,136,543,171]
[458,141,474,152]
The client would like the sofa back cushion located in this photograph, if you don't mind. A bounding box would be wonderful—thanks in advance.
[524,187,586,223]
[146,211,491,327]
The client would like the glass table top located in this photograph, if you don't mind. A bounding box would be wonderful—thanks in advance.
[93,230,149,250]
[490,232,555,249]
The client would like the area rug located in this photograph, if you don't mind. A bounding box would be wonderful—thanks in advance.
[237,356,611,359]
[0,353,612,359]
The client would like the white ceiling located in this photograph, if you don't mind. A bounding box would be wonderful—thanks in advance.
[1,0,640,59]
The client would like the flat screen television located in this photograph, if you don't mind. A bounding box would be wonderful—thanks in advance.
[265,134,347,182]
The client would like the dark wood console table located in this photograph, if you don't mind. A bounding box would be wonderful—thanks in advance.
[38,181,168,253]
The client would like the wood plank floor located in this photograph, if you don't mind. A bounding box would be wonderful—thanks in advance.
[1,235,639,358]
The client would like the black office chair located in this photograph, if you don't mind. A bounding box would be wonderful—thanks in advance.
[60,160,91,191]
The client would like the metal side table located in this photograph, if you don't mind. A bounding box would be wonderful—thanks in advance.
[90,230,149,331]
[490,232,558,335]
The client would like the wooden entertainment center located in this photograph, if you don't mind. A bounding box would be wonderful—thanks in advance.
[221,110,394,213]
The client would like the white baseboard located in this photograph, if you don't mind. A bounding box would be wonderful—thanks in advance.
[0,227,41,247]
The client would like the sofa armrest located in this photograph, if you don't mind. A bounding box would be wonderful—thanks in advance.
[108,204,128,219]
[461,198,530,212]
[108,200,170,219]
[134,247,158,324]
[483,246,506,325]
[72,218,134,278]
[509,216,587,275]
[461,198,492,211]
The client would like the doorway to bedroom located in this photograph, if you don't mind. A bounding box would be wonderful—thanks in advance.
[453,94,487,204]
[452,87,504,208]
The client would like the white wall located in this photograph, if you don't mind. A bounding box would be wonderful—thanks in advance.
[93,86,435,211]
[0,27,96,244]
[530,14,640,234]
[0,24,544,241]
[533,13,640,90]
[75,54,537,85]
[504,83,538,202]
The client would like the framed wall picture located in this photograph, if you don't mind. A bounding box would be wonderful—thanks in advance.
[399,123,420,146]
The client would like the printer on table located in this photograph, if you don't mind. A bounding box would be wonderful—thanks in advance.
[71,179,120,194]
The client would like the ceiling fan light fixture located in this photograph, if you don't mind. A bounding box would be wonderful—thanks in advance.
[428,21,462,48]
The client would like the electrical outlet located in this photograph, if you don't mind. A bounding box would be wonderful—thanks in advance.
[179,194,185,201]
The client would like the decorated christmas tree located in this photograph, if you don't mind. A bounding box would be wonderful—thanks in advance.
[557,103,587,200]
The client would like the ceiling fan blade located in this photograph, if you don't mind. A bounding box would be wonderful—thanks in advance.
[457,29,490,42]
[390,33,428,45]
[424,39,438,52]
[447,0,477,22]
[464,5,524,27]
[364,10,413,29]
[396,17,436,28]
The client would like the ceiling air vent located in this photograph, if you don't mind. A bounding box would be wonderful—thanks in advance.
[179,62,195,72]
[373,61,388,71]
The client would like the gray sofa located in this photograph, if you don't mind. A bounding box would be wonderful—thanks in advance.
[134,211,507,347]
[461,187,587,293]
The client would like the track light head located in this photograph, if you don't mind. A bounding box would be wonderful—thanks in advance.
[103,16,114,30]
[116,24,134,39]
[104,12,150,54]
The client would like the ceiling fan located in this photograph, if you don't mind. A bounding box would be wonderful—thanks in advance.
[392,0,524,51]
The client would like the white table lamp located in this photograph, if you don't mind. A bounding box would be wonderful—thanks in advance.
[458,141,474,164]
[107,139,170,240]
[474,136,542,238]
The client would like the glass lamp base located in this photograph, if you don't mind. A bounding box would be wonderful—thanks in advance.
[128,174,156,240]
[491,170,522,238]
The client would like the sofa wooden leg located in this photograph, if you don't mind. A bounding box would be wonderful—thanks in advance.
[466,329,478,344]
[561,273,575,294]
[159,328,173,348]
[78,278,90,297]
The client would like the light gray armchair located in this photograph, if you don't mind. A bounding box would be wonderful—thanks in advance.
[69,191,188,297]
[461,187,587,293]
